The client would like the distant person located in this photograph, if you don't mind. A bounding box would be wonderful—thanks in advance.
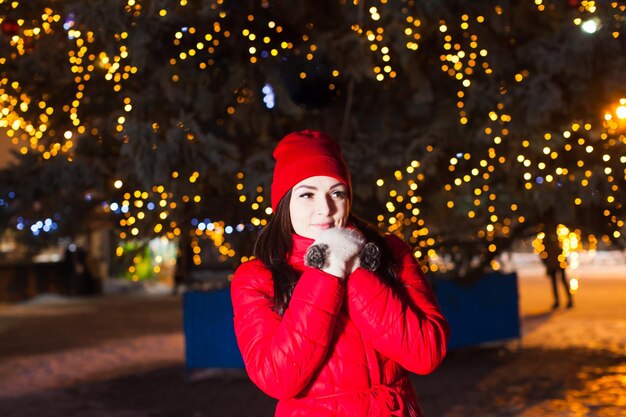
[172,251,187,295]
[64,244,96,295]
[231,130,449,417]
[542,230,573,309]
[173,242,195,295]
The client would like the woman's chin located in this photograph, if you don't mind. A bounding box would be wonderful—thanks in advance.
[306,226,333,239]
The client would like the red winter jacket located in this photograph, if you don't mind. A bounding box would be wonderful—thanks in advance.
[231,232,449,417]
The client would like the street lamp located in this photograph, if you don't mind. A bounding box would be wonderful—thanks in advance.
[580,17,601,34]
[603,98,626,133]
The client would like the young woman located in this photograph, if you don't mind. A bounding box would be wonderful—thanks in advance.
[231,130,449,417]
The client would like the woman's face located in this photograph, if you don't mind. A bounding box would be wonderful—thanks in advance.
[289,175,350,240]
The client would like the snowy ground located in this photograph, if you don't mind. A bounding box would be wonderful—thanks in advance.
[0,258,625,417]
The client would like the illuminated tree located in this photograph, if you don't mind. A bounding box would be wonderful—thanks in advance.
[1,0,625,281]
[374,1,626,279]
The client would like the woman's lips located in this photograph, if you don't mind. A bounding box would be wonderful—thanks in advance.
[312,223,334,229]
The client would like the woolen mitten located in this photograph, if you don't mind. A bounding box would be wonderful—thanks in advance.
[304,227,365,278]
[358,242,381,272]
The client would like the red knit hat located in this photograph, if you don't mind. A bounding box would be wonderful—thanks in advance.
[271,130,351,210]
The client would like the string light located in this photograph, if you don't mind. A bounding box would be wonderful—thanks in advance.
[2,0,625,280]
[374,4,626,274]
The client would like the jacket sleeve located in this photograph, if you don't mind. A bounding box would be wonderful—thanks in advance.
[346,235,450,375]
[231,261,345,399]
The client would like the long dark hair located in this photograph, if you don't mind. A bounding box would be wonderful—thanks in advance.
[254,190,399,315]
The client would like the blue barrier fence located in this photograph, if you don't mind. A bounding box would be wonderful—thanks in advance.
[183,288,244,369]
[183,272,520,369]
[434,272,520,349]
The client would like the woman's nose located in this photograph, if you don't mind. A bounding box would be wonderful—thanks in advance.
[316,195,334,215]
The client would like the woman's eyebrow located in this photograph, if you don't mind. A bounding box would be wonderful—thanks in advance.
[294,184,318,191]
[294,183,345,191]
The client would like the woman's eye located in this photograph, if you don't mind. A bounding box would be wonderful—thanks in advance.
[332,191,347,199]
[299,192,314,199]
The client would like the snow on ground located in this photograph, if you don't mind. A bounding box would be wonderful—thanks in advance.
[0,255,624,416]
[0,291,184,401]
[0,333,183,398]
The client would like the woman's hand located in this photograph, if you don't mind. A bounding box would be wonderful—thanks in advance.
[305,227,365,278]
